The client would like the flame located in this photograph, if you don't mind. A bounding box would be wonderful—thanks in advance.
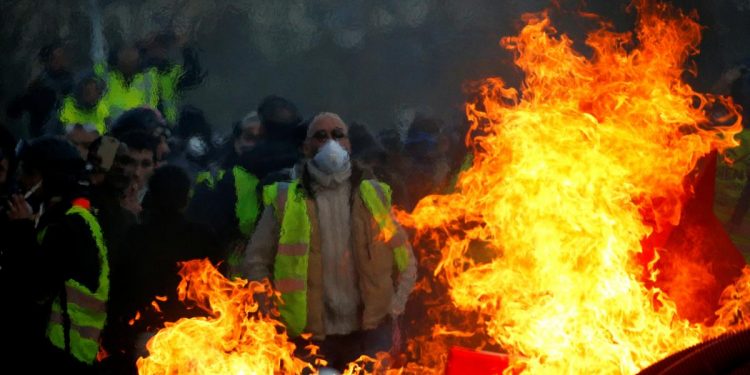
[136,259,315,375]
[136,2,750,374]
[398,1,749,373]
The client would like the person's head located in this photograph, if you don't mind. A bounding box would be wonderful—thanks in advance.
[111,107,166,137]
[303,112,351,158]
[111,107,170,162]
[119,131,158,190]
[39,42,69,72]
[87,136,131,186]
[377,128,403,155]
[116,45,141,76]
[16,137,85,201]
[176,105,212,140]
[257,95,302,140]
[348,122,379,158]
[144,165,191,213]
[74,75,105,108]
[143,32,176,64]
[404,115,442,162]
[233,112,262,155]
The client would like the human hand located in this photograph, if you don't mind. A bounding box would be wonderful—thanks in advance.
[7,194,33,220]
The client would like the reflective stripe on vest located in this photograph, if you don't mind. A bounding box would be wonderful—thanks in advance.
[265,181,310,337]
[46,204,109,364]
[233,166,261,237]
[59,97,109,134]
[358,180,409,272]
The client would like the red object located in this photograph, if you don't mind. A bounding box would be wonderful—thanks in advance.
[640,151,747,323]
[71,197,91,210]
[446,346,509,375]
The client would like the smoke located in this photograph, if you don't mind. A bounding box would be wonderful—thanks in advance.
[88,0,106,63]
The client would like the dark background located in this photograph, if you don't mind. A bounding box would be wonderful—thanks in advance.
[1,0,749,138]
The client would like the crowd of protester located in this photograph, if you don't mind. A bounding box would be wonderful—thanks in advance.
[0,38,471,374]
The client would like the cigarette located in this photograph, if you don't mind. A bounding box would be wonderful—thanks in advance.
[23,181,41,199]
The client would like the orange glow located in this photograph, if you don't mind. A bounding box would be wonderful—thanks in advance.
[136,259,315,374]
[397,1,750,373]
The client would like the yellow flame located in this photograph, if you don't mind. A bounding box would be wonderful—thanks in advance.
[136,259,315,375]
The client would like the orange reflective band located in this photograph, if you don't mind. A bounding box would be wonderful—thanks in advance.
[274,278,306,293]
[277,243,308,256]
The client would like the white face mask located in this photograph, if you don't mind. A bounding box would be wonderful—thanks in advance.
[313,140,350,174]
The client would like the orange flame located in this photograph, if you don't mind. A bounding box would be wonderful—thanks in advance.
[398,1,749,373]
[136,259,315,374]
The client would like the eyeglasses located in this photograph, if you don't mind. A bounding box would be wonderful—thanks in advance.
[312,128,348,141]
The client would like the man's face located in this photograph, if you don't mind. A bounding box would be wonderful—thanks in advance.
[81,82,101,106]
[234,121,261,155]
[127,149,155,189]
[48,47,69,72]
[304,116,351,158]
[117,47,140,76]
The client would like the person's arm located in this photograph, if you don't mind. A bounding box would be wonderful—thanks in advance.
[390,239,417,317]
[176,45,206,91]
[240,207,279,281]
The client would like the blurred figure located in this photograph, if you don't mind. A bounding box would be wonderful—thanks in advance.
[2,137,108,373]
[96,45,159,120]
[45,75,111,159]
[6,42,73,138]
[241,112,416,371]
[718,66,750,233]
[376,128,409,208]
[233,112,263,159]
[402,115,452,210]
[168,105,215,181]
[240,95,304,183]
[103,165,220,373]
[187,112,264,275]
[142,32,207,124]
[55,74,109,135]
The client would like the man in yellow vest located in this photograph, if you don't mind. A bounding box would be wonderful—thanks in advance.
[142,32,206,125]
[96,45,158,121]
[54,75,110,159]
[4,138,108,373]
[241,112,417,370]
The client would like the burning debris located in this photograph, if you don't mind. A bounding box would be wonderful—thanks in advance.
[136,259,316,374]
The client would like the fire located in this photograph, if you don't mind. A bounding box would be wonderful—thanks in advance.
[135,2,750,374]
[398,1,749,373]
[136,259,315,374]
